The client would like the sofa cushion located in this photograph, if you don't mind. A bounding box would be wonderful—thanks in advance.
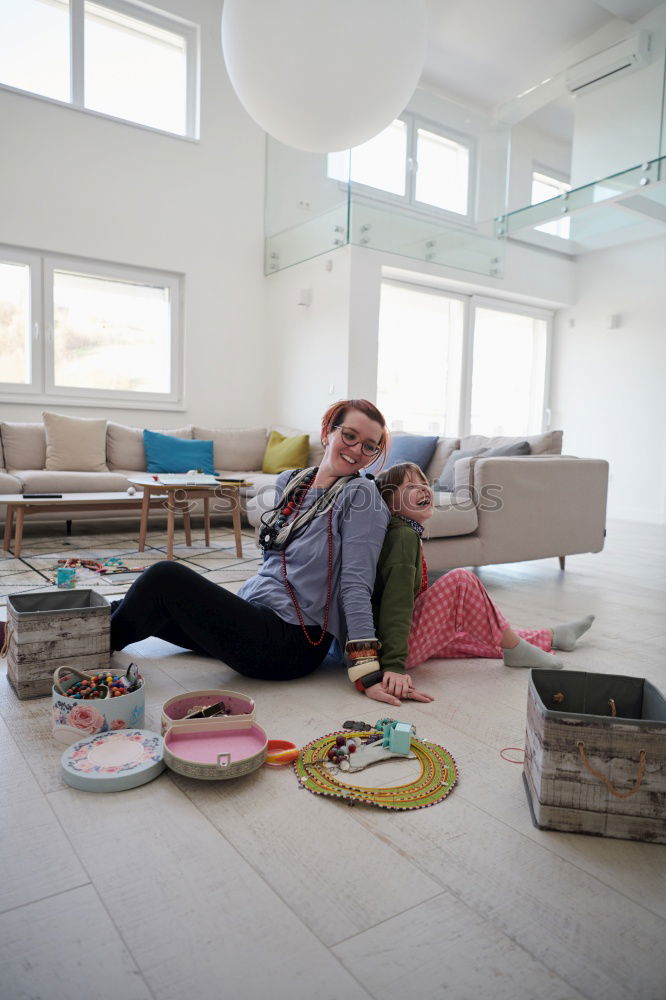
[426,493,478,538]
[437,447,488,492]
[43,411,108,472]
[0,471,22,495]
[460,430,562,455]
[11,470,132,493]
[143,430,215,474]
[193,426,268,472]
[106,423,192,472]
[271,426,324,467]
[424,437,461,483]
[0,431,5,470]
[385,433,439,472]
[1,422,46,470]
[262,431,310,474]
[439,440,532,492]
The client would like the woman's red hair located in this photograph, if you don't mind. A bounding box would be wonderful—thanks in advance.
[320,399,391,469]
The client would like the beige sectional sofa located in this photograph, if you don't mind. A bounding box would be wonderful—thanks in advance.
[0,417,608,572]
[246,428,609,572]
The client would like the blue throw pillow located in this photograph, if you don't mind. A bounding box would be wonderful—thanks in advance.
[143,430,215,475]
[387,434,439,471]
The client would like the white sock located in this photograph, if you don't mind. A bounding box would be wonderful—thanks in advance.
[503,637,563,670]
[552,614,595,652]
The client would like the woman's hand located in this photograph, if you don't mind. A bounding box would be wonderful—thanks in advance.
[364,672,434,707]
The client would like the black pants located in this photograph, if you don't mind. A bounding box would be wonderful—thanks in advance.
[110,561,331,680]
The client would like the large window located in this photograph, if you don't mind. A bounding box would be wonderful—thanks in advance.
[377,281,551,438]
[0,0,198,138]
[0,246,182,406]
[328,115,475,221]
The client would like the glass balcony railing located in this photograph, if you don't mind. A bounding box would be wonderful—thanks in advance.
[497,156,666,251]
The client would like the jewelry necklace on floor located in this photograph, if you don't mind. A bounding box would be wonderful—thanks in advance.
[280,471,333,647]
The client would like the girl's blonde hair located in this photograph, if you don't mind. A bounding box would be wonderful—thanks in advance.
[375,462,429,509]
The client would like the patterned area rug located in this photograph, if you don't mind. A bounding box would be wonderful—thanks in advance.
[0,524,262,608]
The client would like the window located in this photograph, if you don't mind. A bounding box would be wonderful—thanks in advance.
[0,246,182,406]
[0,0,198,138]
[469,302,548,436]
[532,169,571,239]
[0,0,70,102]
[328,115,474,221]
[377,282,463,435]
[377,281,551,439]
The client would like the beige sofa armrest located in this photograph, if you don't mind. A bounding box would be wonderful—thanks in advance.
[470,455,609,564]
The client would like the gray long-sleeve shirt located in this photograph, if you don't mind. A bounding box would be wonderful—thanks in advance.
[239,473,390,646]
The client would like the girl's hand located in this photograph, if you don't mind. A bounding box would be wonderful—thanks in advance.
[364,673,434,706]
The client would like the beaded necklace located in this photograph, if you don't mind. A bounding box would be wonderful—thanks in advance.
[279,471,334,647]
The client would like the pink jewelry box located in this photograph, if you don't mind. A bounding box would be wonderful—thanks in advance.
[160,689,255,734]
[163,716,267,780]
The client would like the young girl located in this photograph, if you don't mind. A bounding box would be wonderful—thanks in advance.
[111,399,391,697]
[371,461,595,706]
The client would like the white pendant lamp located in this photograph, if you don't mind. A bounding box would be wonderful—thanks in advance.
[221,0,427,153]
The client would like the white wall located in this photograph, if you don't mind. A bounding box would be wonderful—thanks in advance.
[266,247,352,433]
[0,0,269,431]
[550,236,666,524]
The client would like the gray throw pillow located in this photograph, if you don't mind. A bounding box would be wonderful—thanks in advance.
[436,447,487,492]
[485,440,531,459]
[436,440,531,492]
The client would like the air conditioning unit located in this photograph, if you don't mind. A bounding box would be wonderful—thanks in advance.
[566,31,650,94]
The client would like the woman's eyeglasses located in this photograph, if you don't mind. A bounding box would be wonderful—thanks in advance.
[334,424,382,458]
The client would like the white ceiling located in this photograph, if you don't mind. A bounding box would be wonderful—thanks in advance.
[421,0,665,111]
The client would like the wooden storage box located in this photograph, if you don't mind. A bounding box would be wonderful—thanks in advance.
[6,590,110,699]
[523,669,666,843]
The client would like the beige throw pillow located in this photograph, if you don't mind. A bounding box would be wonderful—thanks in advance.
[43,412,108,472]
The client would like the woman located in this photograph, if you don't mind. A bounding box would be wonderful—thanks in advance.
[372,462,595,706]
[111,400,402,702]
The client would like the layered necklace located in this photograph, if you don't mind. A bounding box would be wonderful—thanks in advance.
[261,468,359,648]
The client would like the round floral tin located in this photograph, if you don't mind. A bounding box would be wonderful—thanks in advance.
[52,669,145,746]
[61,730,164,792]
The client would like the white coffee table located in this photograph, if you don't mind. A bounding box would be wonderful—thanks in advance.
[1,492,164,558]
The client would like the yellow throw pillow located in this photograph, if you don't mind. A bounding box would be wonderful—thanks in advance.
[262,431,310,474]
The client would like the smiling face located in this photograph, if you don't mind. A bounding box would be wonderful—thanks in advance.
[321,407,385,480]
[388,468,433,525]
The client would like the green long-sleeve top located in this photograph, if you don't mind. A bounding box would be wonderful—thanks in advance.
[372,516,423,675]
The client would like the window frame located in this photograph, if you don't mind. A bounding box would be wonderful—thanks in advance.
[330,113,477,226]
[376,278,553,438]
[0,0,200,140]
[0,244,184,409]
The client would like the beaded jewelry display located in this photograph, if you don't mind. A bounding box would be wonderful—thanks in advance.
[294,727,458,810]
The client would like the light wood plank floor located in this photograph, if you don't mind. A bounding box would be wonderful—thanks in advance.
[1,519,664,1000]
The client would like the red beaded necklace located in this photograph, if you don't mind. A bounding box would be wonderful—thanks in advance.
[280,476,334,647]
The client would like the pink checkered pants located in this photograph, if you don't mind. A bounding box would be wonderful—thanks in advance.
[405,568,552,668]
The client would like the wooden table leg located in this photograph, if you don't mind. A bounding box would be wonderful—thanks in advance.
[138,488,151,552]
[3,505,15,552]
[231,490,242,558]
[203,495,210,548]
[182,500,192,547]
[14,507,25,558]
[166,501,175,560]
